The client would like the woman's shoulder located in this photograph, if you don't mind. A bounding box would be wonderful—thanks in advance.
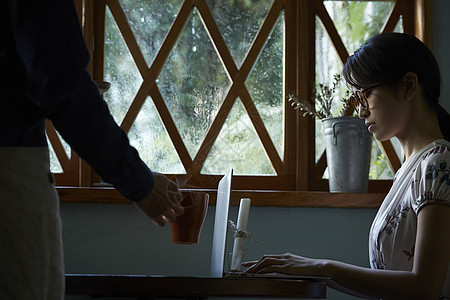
[419,139,450,162]
[411,139,450,210]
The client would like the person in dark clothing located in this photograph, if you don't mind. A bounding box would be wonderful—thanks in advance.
[0,1,183,298]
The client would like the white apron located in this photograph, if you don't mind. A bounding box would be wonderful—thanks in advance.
[0,147,64,300]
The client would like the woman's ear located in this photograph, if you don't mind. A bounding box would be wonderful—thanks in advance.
[402,72,419,102]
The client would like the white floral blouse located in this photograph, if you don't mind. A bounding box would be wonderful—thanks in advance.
[369,139,450,299]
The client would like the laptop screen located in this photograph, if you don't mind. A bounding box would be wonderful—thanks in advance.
[210,169,233,277]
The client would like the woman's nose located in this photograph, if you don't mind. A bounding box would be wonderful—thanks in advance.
[358,106,369,119]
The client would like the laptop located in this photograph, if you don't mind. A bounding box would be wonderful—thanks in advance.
[210,168,233,277]
[210,169,327,281]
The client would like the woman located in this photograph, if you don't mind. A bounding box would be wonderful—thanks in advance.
[244,33,450,299]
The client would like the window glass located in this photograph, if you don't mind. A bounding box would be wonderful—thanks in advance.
[49,0,413,188]
[315,16,345,164]
[246,12,285,160]
[102,1,284,176]
[48,137,63,173]
[104,6,142,125]
[315,0,397,180]
[119,0,183,67]
[324,1,396,55]
[47,132,71,174]
[128,96,184,173]
[202,98,275,175]
[205,0,273,68]
[394,16,403,33]
[157,8,230,162]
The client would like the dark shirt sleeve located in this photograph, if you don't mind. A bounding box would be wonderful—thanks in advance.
[6,0,154,201]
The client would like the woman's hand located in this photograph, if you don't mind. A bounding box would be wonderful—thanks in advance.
[133,172,184,226]
[243,253,327,276]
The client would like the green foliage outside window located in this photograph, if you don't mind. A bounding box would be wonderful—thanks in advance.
[104,0,282,175]
[316,1,399,180]
[48,0,399,181]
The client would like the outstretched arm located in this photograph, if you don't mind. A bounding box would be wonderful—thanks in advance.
[7,0,184,225]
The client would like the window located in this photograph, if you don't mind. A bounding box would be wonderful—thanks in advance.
[51,0,431,205]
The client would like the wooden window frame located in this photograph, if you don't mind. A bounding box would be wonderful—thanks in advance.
[53,0,433,207]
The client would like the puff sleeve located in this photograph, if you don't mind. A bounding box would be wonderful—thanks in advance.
[410,143,450,214]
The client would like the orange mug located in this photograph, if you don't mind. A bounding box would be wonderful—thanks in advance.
[171,192,209,244]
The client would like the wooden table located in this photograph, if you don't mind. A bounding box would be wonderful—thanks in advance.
[65,274,327,299]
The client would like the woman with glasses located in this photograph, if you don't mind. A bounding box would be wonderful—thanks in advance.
[244,33,450,299]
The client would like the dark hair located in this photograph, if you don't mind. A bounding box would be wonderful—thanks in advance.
[343,32,450,141]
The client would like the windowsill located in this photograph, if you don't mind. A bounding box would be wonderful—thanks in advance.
[57,186,385,208]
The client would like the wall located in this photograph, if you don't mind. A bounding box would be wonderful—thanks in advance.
[433,0,450,111]
[63,1,450,299]
[62,203,376,300]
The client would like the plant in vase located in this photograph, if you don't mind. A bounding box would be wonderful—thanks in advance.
[288,74,352,119]
[288,74,373,193]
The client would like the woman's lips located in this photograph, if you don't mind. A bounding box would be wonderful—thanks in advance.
[366,122,375,133]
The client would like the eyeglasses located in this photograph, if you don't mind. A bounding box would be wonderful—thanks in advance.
[350,84,380,111]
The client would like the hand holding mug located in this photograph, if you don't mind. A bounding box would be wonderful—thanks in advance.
[134,172,184,226]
